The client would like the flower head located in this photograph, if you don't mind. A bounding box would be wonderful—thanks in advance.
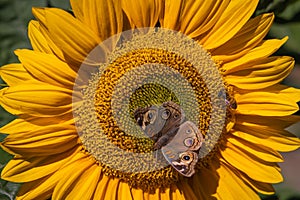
[0,0,300,199]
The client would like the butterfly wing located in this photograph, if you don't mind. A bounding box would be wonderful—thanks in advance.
[134,102,203,177]
[161,121,203,177]
[134,105,167,138]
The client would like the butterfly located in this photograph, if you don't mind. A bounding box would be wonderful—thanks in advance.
[134,101,203,177]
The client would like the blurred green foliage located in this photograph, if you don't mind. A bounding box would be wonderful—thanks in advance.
[256,0,300,63]
[0,0,299,199]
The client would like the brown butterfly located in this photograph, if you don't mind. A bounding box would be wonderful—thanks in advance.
[134,101,203,177]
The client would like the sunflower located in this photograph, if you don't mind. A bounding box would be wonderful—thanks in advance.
[1,0,300,199]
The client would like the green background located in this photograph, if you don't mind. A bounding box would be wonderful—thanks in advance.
[0,0,300,199]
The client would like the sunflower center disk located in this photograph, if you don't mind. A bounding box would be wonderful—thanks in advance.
[72,28,228,190]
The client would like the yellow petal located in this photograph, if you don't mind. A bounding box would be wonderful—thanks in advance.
[180,0,228,38]
[177,180,198,199]
[161,0,184,31]
[190,163,220,199]
[0,64,33,86]
[93,175,110,200]
[158,188,169,200]
[1,124,78,156]
[65,164,101,200]
[70,0,84,21]
[52,152,94,199]
[15,49,76,88]
[215,162,261,200]
[232,124,300,152]
[275,84,300,103]
[117,182,134,200]
[223,38,288,73]
[28,20,52,54]
[81,0,123,40]
[17,174,55,199]
[227,135,283,163]
[1,147,78,182]
[169,184,185,200]
[32,8,101,67]
[121,0,162,28]
[235,85,300,116]
[102,177,120,200]
[0,113,74,135]
[0,118,40,135]
[130,188,145,200]
[162,0,226,37]
[146,188,161,200]
[28,20,65,60]
[237,170,275,195]
[236,114,300,130]
[163,0,230,36]
[220,141,283,183]
[3,121,74,140]
[193,0,231,37]
[159,186,185,200]
[212,13,274,62]
[201,0,259,49]
[225,56,294,90]
[0,82,72,117]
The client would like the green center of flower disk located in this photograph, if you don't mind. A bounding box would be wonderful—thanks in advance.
[73,29,232,191]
